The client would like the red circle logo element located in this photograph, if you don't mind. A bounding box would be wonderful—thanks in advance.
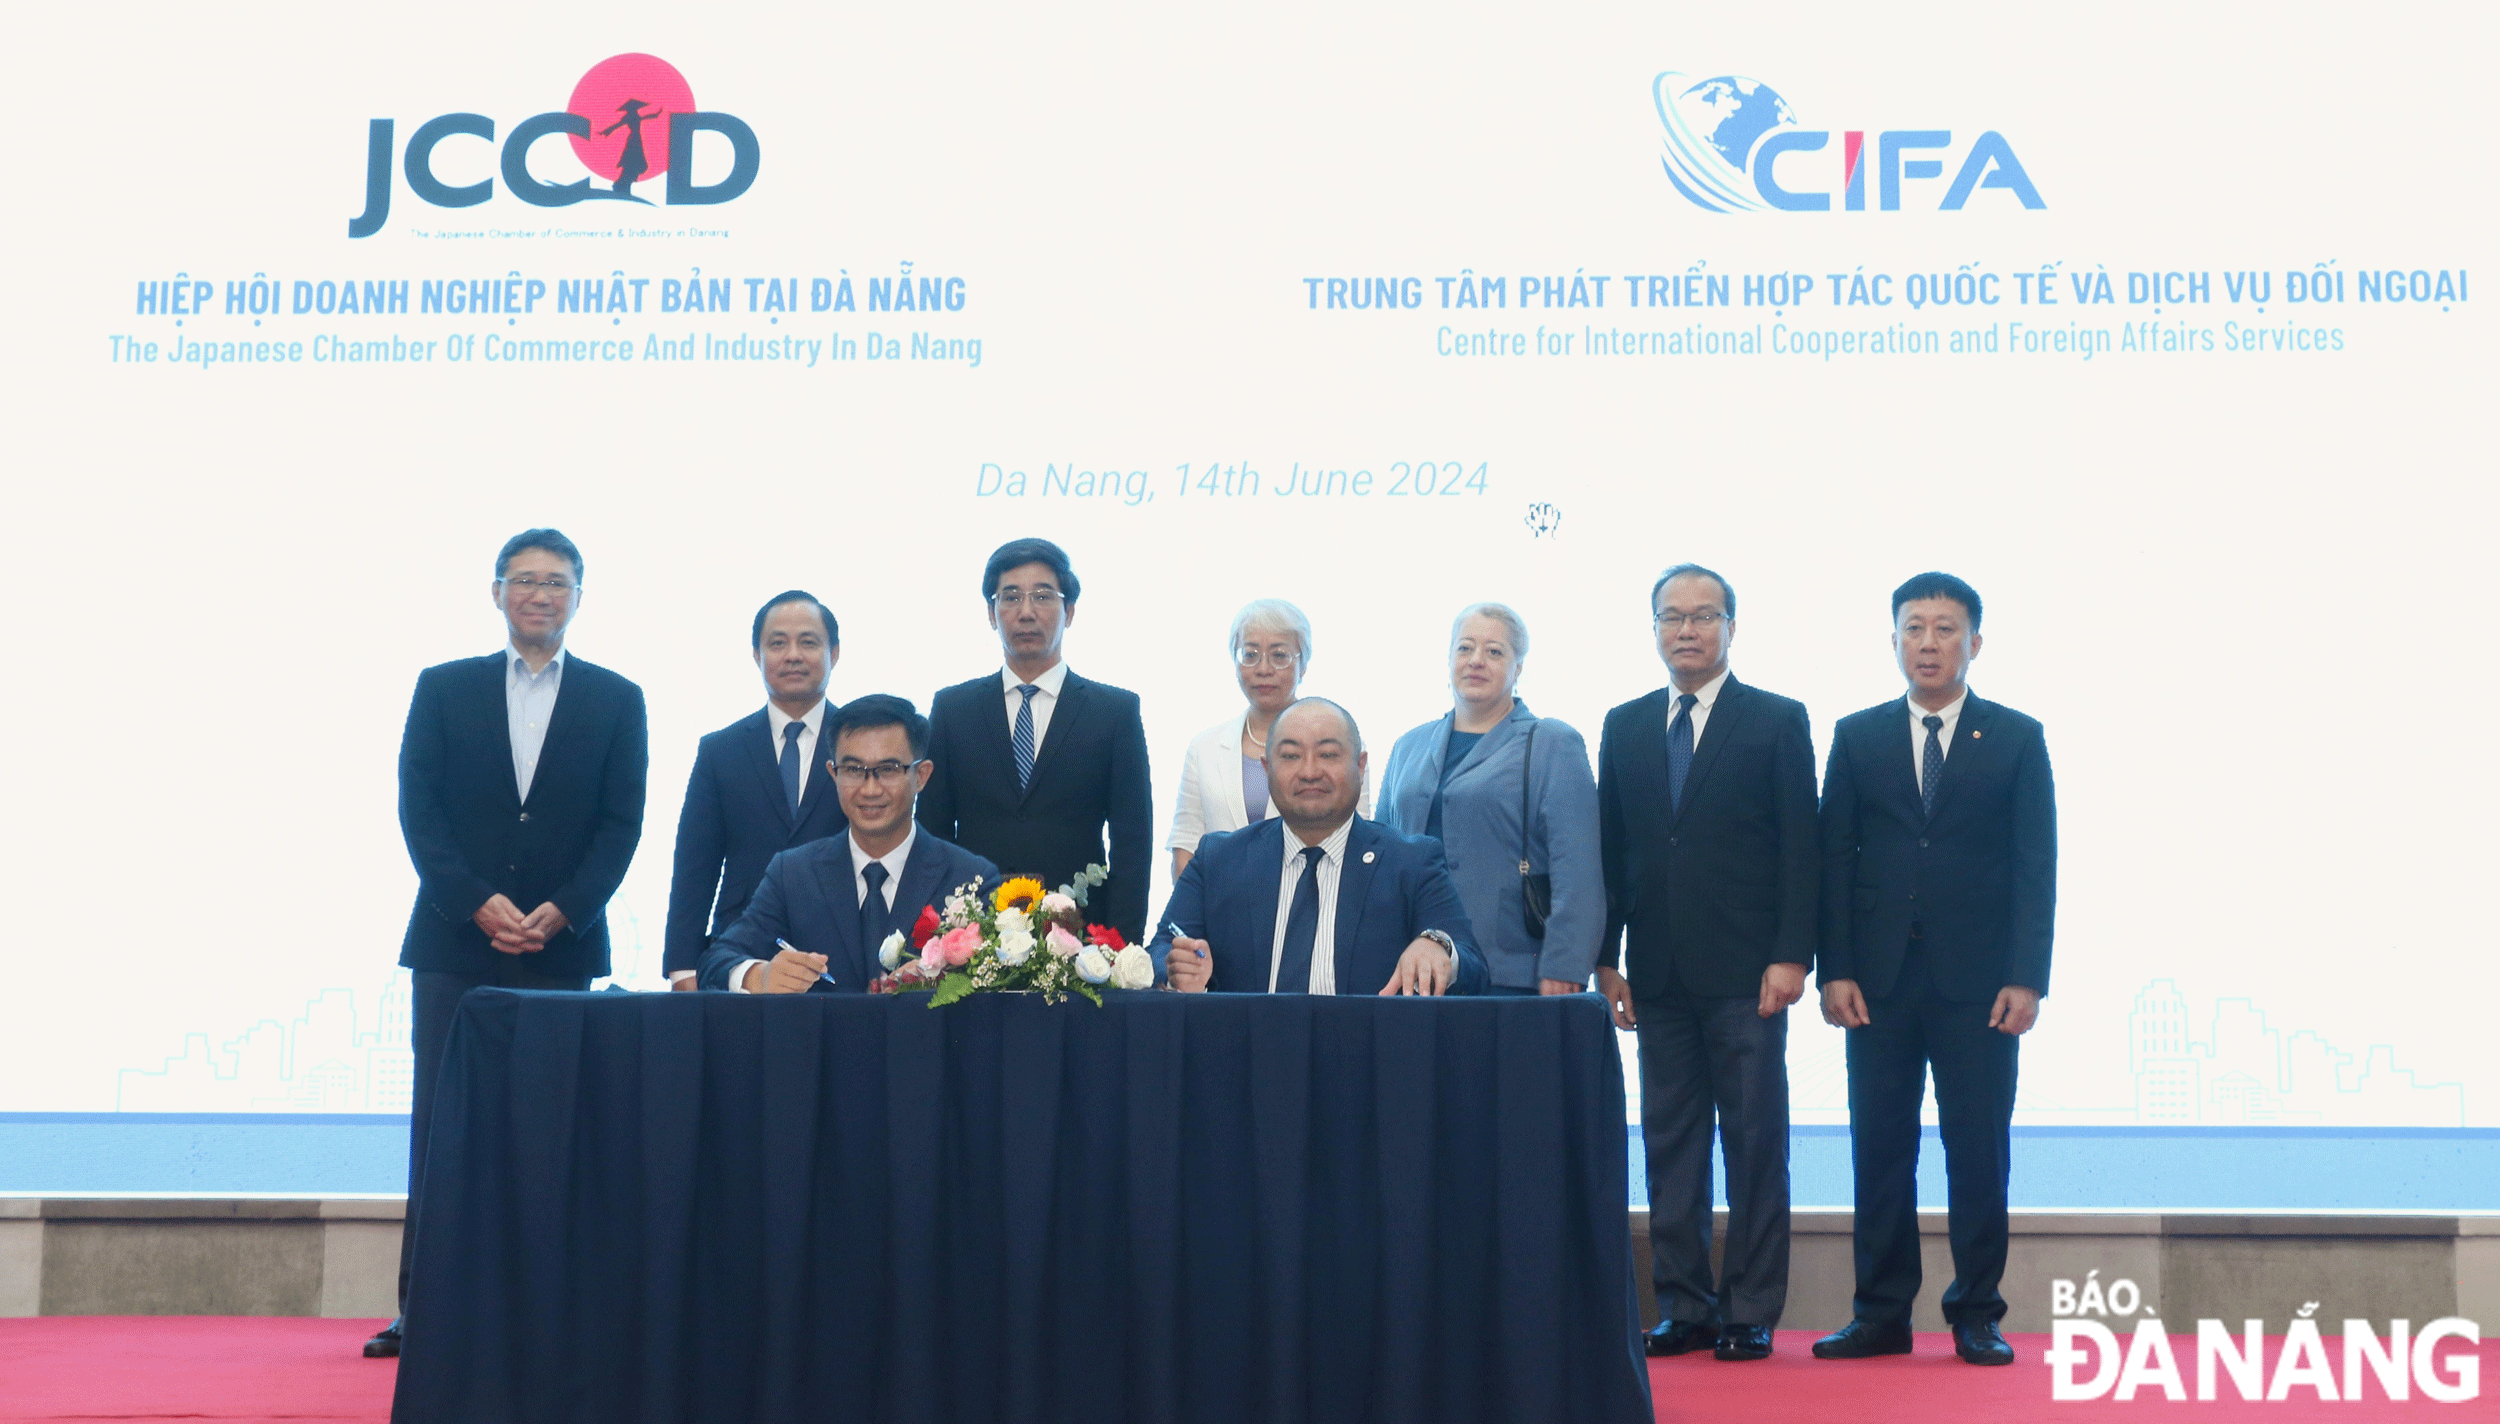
[567,54,697,185]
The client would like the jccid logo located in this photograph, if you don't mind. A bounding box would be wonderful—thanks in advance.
[348,53,759,237]
[1654,70,2042,214]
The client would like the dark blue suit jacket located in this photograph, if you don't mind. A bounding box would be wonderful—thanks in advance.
[663,706,848,975]
[695,831,999,992]
[1817,694,2056,1003]
[1148,816,1487,995]
[397,651,648,980]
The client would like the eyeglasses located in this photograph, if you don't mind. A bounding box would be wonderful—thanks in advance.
[1235,647,1302,671]
[832,760,923,787]
[992,589,1063,611]
[1653,611,1726,630]
[500,575,578,595]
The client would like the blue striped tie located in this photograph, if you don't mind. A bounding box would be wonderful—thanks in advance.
[1665,693,1697,811]
[1013,684,1040,788]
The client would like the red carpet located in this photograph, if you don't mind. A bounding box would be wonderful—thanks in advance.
[0,1320,2487,1421]
[0,1317,395,1423]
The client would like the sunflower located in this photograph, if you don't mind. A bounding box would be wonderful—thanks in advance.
[992,876,1047,913]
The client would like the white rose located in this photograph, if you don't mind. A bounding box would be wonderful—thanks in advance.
[1074,947,1113,984]
[997,927,1036,966]
[996,907,1032,937]
[1109,945,1154,991]
[1040,892,1077,917]
[878,930,908,972]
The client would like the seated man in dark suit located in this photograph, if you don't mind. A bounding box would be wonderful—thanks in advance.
[699,695,998,992]
[663,590,845,989]
[1152,697,1486,996]
[919,537,1153,940]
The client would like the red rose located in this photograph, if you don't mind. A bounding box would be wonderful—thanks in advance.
[909,905,941,950]
[1085,924,1126,951]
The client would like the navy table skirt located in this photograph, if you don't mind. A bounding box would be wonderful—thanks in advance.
[391,989,1652,1424]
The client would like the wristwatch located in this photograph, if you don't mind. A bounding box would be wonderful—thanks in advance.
[1417,928,1457,960]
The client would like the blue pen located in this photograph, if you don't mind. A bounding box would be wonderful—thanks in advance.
[777,937,837,985]
[1166,922,1204,959]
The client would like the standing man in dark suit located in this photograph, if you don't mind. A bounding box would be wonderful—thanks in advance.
[371,528,647,1358]
[919,538,1152,941]
[1153,697,1486,996]
[698,695,998,993]
[1811,572,2054,1368]
[1594,565,1817,1363]
[663,591,844,988]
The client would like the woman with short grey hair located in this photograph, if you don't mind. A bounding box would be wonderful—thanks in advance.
[1378,602,1603,993]
[1167,599,1367,876]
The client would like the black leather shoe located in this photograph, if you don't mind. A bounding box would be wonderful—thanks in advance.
[362,1318,402,1358]
[1812,1318,1914,1359]
[1952,1320,2015,1365]
[1714,1324,1774,1361]
[1643,1318,1716,1356]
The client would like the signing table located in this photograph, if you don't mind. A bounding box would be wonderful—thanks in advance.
[392,989,1651,1424]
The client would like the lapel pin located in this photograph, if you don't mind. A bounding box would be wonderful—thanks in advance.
[1362,851,1376,864]
[1972,730,1983,739]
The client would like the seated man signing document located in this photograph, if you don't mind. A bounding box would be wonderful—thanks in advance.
[1152,697,1486,996]
[698,695,998,992]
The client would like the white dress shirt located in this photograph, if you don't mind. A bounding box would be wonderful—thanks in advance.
[765,698,831,802]
[1268,817,1353,994]
[505,644,565,802]
[1907,690,1970,777]
[724,827,916,992]
[1666,667,1732,746]
[1000,659,1071,755]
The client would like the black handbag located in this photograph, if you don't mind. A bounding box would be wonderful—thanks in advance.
[1518,720,1551,939]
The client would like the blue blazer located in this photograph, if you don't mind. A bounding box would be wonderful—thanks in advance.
[1818,694,2056,1003]
[1377,700,1605,989]
[397,652,648,980]
[662,706,848,975]
[1148,816,1487,995]
[696,831,999,992]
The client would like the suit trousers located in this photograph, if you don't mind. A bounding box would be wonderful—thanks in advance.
[398,960,589,1315]
[1634,990,1790,1328]
[1844,944,2019,1328]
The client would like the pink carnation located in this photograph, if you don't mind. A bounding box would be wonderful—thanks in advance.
[938,924,982,966]
[1045,925,1084,959]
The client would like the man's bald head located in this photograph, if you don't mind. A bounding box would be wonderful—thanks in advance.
[1266,697,1367,837]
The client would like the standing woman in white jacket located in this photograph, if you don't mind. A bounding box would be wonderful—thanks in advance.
[1166,599,1367,877]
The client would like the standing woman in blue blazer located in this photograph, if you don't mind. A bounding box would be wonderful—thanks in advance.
[1379,603,1604,995]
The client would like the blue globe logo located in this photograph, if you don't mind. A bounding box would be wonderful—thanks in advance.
[1654,71,1797,212]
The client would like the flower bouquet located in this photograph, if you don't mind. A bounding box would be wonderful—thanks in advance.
[869,862,1154,1006]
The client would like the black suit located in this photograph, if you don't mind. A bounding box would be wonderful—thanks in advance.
[663,706,847,977]
[919,669,1152,940]
[694,830,998,992]
[1598,676,1817,1330]
[394,649,648,1313]
[1819,693,2055,1329]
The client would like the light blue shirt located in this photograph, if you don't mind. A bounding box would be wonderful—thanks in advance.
[506,644,566,802]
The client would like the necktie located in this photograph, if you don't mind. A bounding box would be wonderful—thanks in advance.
[1013,684,1040,788]
[1274,845,1327,995]
[780,720,805,816]
[1920,714,1945,818]
[859,861,891,973]
[1665,693,1698,811]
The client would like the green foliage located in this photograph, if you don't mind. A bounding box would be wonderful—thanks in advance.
[925,972,976,1008]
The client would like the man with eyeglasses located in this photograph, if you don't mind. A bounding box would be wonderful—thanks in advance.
[374,527,648,1357]
[662,591,846,990]
[697,695,997,992]
[1594,563,1817,1363]
[919,537,1153,940]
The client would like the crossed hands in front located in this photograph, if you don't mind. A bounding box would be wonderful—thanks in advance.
[472,894,571,955]
[1163,934,1458,996]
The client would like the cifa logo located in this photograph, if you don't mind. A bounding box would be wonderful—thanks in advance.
[2044,1271,2481,1403]
[348,53,760,237]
